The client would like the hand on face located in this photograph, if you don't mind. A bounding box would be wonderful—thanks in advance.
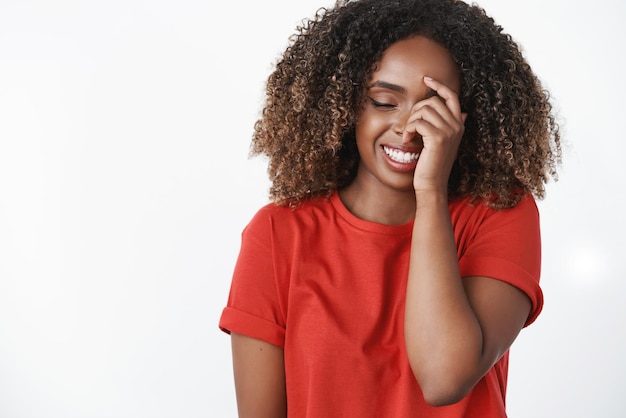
[402,76,467,194]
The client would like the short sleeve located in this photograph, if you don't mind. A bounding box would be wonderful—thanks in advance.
[219,207,286,348]
[457,196,543,326]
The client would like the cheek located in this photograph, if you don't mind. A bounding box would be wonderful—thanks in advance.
[355,109,384,144]
[354,121,372,151]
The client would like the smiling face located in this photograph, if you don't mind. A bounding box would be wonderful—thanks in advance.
[353,35,461,193]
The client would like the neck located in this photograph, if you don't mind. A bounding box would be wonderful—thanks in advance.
[338,180,417,225]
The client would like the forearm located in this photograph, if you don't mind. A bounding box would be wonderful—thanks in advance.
[403,190,483,405]
[232,333,287,418]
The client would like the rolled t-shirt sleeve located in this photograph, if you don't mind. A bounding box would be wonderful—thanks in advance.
[219,207,286,348]
[457,195,543,326]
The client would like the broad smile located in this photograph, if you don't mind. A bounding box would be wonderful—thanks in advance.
[382,145,420,163]
[379,144,421,173]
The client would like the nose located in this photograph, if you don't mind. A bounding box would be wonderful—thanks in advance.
[392,108,419,145]
[392,108,410,137]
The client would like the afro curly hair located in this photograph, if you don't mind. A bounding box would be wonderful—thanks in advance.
[251,0,561,209]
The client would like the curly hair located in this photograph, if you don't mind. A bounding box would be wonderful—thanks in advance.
[251,0,561,209]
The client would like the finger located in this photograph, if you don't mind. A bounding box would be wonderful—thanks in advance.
[423,76,462,119]
[407,103,463,140]
[411,98,456,128]
[402,119,433,145]
[411,94,463,133]
[403,105,466,146]
[402,111,448,145]
[404,118,453,147]
[408,105,449,132]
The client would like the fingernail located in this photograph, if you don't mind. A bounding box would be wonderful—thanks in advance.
[424,76,433,82]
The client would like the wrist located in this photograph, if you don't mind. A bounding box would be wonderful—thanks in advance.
[414,187,449,209]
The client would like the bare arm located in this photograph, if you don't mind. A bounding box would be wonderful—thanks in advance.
[404,192,530,406]
[402,77,532,406]
[231,333,287,418]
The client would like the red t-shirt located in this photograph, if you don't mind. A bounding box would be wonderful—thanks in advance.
[220,192,542,418]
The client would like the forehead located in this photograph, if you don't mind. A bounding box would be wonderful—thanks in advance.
[372,36,461,93]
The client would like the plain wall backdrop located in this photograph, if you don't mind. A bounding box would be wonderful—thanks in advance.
[0,0,624,417]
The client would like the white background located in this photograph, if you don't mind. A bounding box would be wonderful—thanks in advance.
[0,0,624,417]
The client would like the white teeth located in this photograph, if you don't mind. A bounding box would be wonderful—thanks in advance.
[383,146,419,163]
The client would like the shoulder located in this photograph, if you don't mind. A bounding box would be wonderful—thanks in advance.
[449,194,539,230]
[451,194,541,271]
[244,195,335,236]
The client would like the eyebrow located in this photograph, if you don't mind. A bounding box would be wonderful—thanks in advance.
[369,80,406,94]
[368,80,438,97]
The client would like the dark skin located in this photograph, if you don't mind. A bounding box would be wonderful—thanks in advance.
[231,333,286,418]
[231,36,531,416]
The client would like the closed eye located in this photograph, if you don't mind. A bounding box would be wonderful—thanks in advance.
[368,97,396,109]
